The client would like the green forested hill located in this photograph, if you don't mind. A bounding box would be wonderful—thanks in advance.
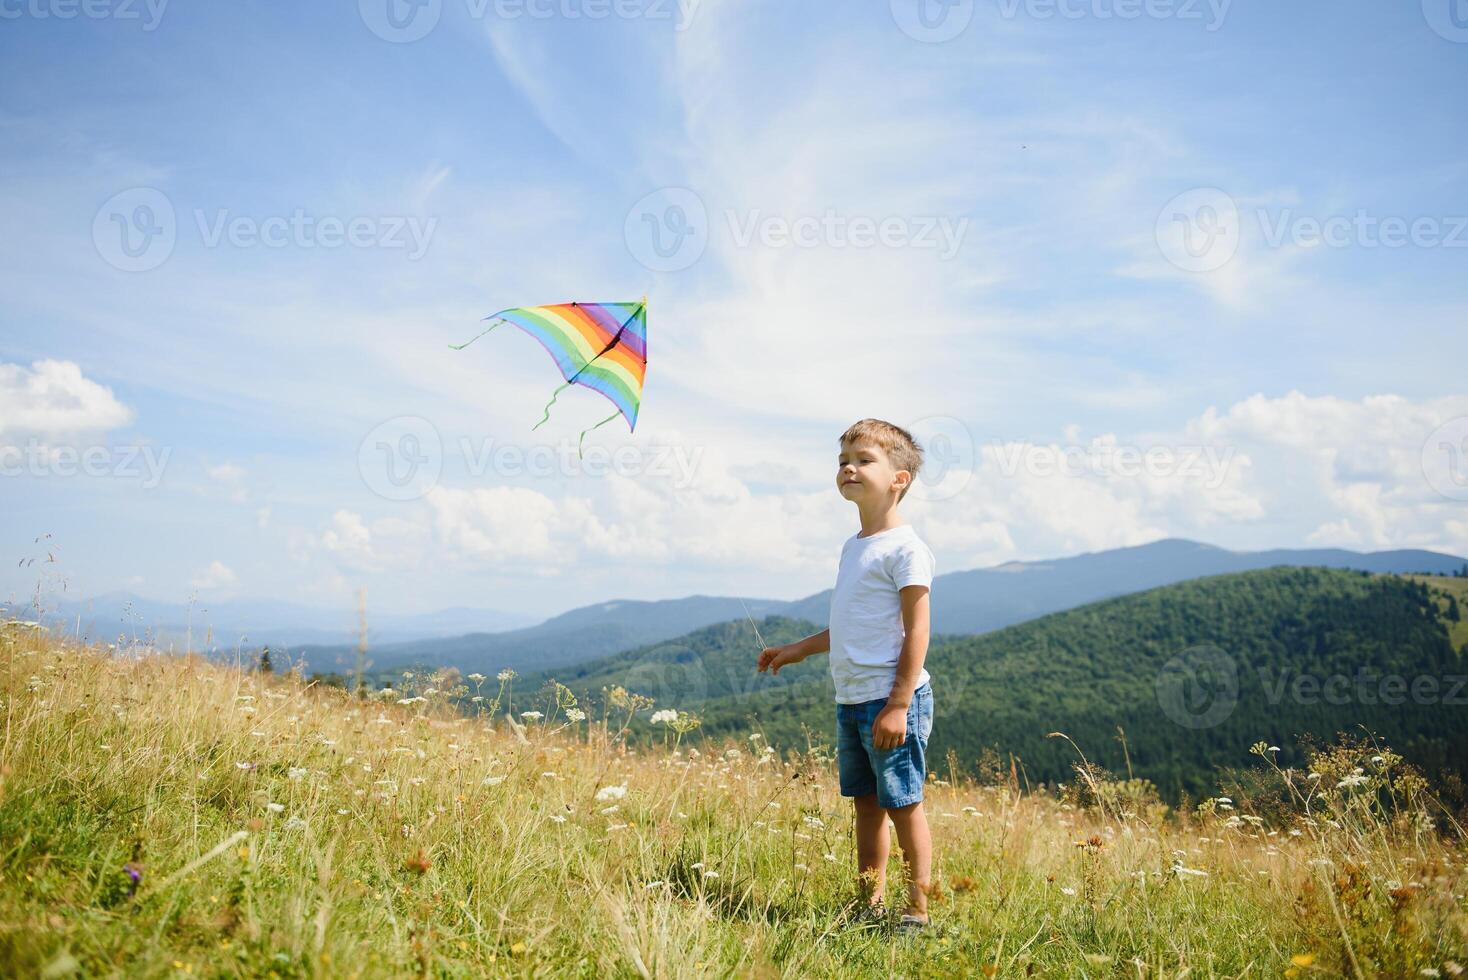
[534,568,1467,801]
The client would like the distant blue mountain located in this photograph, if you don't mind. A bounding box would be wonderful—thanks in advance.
[781,537,1468,634]
[22,592,539,650]
[293,538,1467,674]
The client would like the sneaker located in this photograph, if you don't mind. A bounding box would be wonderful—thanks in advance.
[847,899,886,927]
[896,913,930,934]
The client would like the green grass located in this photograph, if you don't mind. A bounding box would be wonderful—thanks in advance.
[3,624,1466,977]
[1407,574,1468,653]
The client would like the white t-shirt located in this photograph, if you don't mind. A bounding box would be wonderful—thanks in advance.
[827,523,936,704]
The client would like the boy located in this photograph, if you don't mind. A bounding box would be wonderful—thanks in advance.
[756,418,936,931]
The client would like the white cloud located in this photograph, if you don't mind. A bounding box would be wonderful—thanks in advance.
[910,390,1468,565]
[0,359,133,440]
[318,508,429,574]
[207,462,245,483]
[191,560,237,590]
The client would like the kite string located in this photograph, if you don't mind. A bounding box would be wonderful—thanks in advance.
[739,597,768,652]
[447,317,507,351]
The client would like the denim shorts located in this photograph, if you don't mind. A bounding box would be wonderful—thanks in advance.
[835,682,933,809]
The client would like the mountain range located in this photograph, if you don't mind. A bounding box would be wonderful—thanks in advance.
[295,537,1466,675]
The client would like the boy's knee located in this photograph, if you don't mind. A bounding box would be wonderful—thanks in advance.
[886,799,922,820]
[853,793,884,815]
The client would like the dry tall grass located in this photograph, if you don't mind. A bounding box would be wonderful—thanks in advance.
[2,624,1464,977]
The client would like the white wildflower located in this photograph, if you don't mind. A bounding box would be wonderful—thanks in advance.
[595,785,628,802]
[521,711,544,721]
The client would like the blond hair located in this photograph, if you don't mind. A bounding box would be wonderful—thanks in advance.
[839,419,924,502]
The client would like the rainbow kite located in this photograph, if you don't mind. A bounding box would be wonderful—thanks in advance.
[449,299,647,457]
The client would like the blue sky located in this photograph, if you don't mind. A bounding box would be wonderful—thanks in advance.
[2,0,1466,620]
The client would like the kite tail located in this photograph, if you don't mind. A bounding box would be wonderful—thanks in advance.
[531,381,573,432]
[447,317,507,351]
[577,410,622,460]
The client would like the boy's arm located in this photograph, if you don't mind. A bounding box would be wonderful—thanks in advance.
[790,628,830,658]
[756,629,829,674]
[871,585,931,748]
[886,585,931,707]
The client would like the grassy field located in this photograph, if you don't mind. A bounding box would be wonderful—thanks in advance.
[1408,575,1468,653]
[3,623,1466,978]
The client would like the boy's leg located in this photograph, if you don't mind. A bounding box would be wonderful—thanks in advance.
[887,800,932,918]
[853,793,888,905]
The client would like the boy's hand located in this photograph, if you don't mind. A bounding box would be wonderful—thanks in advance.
[871,704,908,750]
[757,645,802,675]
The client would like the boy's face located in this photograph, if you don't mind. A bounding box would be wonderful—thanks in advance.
[837,438,910,503]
